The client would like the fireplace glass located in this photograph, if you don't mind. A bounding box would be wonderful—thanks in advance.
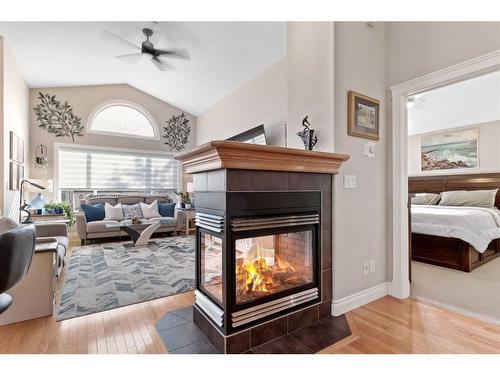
[200,232,223,304]
[235,230,314,305]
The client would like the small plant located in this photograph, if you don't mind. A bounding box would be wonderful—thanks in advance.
[34,92,84,142]
[44,201,75,227]
[175,191,192,204]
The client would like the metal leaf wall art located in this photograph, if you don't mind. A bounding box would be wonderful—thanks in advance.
[163,112,191,151]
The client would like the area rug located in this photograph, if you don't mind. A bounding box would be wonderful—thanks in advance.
[411,259,500,326]
[57,236,195,321]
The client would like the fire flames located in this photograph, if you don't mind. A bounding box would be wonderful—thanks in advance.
[236,256,300,301]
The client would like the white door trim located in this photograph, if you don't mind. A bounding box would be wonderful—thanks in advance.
[390,49,500,299]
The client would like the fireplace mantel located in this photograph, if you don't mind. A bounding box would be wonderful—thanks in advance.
[175,140,349,174]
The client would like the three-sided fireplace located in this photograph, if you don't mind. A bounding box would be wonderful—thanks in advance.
[194,191,321,334]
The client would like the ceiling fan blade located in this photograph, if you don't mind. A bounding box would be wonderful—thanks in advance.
[101,30,141,51]
[115,53,144,63]
[155,48,190,61]
[151,57,173,71]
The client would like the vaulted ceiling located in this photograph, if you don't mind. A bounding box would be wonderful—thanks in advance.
[0,22,287,115]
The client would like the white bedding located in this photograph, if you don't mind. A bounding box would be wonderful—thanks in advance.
[411,205,500,252]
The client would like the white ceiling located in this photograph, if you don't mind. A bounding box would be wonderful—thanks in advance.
[0,22,286,115]
[408,69,500,136]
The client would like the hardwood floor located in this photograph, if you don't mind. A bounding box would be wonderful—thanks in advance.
[1,234,500,354]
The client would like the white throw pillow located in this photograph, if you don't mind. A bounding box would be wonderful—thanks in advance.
[439,189,498,208]
[411,193,440,205]
[104,202,124,221]
[140,200,160,219]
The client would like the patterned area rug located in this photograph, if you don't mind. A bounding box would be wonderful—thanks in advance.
[57,236,195,321]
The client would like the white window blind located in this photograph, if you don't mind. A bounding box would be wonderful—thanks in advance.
[58,146,179,190]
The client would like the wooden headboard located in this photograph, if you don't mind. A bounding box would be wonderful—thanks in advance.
[408,173,500,208]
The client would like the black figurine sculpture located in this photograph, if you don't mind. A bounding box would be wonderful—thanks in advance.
[296,116,318,150]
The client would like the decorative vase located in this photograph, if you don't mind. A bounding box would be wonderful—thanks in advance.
[184,203,191,209]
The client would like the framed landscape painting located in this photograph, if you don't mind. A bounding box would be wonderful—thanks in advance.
[348,91,380,141]
[420,128,478,171]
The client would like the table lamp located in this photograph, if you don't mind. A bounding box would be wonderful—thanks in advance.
[19,179,45,223]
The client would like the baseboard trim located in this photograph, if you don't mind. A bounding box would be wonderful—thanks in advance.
[332,282,391,316]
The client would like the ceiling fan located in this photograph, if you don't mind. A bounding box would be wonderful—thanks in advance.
[102,27,190,71]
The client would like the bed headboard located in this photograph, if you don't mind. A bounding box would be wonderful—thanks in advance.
[408,173,500,208]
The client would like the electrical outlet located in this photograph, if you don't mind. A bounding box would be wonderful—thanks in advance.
[363,261,369,276]
[344,175,357,188]
[369,259,375,273]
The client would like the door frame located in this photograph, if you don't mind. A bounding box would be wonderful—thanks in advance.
[389,49,500,299]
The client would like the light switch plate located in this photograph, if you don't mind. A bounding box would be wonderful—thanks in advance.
[363,142,376,157]
[344,174,357,188]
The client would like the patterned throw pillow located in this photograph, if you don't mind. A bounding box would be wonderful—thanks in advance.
[122,203,144,220]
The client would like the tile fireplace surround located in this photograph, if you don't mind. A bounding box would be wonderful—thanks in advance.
[157,141,349,354]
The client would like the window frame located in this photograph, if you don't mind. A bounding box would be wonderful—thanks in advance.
[53,142,181,202]
[87,100,160,140]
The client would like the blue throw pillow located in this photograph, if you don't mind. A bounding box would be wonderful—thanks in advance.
[158,202,176,217]
[81,203,105,222]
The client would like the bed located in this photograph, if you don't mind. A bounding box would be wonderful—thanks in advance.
[409,174,500,272]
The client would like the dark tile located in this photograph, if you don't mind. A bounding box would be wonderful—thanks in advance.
[321,193,332,230]
[194,192,226,210]
[156,312,190,331]
[249,171,288,191]
[318,300,332,319]
[207,169,226,191]
[250,317,287,348]
[193,306,225,353]
[226,169,251,191]
[170,337,218,354]
[226,330,250,354]
[171,306,193,322]
[252,335,313,354]
[319,315,351,335]
[288,173,332,191]
[290,320,350,352]
[287,305,319,332]
[321,229,332,270]
[159,322,205,351]
[322,269,332,301]
[193,173,208,192]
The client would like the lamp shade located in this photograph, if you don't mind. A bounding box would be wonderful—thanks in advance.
[186,182,194,193]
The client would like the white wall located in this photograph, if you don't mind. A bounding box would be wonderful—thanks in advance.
[408,121,500,176]
[287,22,334,151]
[333,22,388,299]
[0,38,30,220]
[196,59,286,145]
[387,22,500,87]
[29,84,197,200]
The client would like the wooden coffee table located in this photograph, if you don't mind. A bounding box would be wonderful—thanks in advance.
[105,220,163,246]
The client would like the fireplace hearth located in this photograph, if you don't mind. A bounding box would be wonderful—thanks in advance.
[168,140,349,353]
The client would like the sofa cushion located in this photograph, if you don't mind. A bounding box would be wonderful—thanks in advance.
[0,217,18,234]
[122,203,143,220]
[117,196,145,205]
[104,203,124,221]
[81,203,105,222]
[144,195,172,204]
[85,197,117,205]
[158,202,176,217]
[87,220,121,233]
[140,200,160,219]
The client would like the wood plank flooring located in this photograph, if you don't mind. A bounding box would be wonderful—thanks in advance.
[1,234,500,354]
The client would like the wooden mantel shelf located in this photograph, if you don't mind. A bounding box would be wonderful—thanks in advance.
[175,140,349,174]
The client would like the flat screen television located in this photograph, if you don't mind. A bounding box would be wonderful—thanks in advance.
[227,124,267,145]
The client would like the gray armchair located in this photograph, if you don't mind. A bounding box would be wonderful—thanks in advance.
[0,222,36,314]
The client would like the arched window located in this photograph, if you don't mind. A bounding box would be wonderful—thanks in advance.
[88,101,159,139]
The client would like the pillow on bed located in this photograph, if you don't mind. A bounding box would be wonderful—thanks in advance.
[411,193,441,205]
[439,189,498,208]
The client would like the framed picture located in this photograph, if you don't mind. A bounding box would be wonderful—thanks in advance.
[348,91,380,141]
[9,162,18,190]
[421,128,479,171]
[9,131,24,163]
